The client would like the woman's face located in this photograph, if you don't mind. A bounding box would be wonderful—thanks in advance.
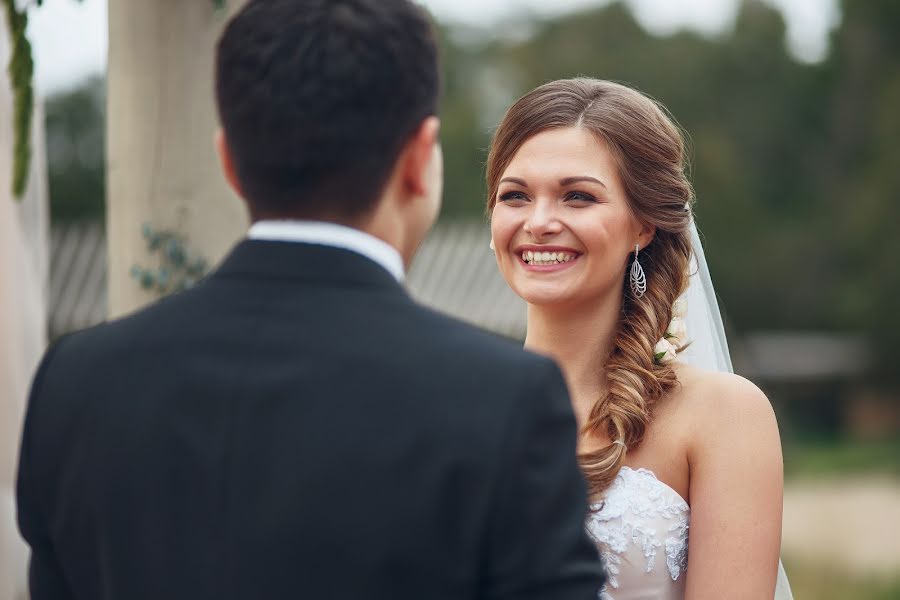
[490,126,653,308]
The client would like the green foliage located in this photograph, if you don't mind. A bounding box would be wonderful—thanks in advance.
[2,0,88,200]
[131,224,209,296]
[822,0,900,382]
[3,0,34,199]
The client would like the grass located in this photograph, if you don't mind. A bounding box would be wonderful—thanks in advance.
[782,439,900,598]
[783,438,900,480]
[783,557,900,600]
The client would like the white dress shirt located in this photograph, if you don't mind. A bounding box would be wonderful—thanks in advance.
[247,220,405,282]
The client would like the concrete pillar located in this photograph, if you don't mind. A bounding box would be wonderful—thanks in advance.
[106,0,248,317]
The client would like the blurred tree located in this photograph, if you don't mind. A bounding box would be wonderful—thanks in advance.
[435,25,491,217]
[821,0,900,382]
[44,75,105,221]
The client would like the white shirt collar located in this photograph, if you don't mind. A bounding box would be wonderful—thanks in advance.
[247,220,405,282]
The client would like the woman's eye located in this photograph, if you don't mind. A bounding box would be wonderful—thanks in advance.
[498,191,528,202]
[565,191,598,203]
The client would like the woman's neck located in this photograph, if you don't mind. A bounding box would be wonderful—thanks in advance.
[524,291,622,429]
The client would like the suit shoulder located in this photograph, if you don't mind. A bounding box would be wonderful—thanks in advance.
[45,283,208,370]
[403,301,549,368]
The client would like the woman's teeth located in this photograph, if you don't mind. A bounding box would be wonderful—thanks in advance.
[522,251,576,265]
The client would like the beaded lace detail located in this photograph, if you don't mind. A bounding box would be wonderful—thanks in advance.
[586,467,690,599]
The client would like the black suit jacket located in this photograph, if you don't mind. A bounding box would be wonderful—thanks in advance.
[17,240,604,599]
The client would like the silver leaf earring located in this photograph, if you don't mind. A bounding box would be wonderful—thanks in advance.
[489,239,495,251]
[630,244,647,298]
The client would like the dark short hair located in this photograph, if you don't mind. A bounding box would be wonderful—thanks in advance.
[215,0,440,219]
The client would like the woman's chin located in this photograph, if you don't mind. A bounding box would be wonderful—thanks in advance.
[515,287,582,308]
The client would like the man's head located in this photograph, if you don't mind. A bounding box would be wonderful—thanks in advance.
[215,0,443,260]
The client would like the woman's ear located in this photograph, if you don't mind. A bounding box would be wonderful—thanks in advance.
[637,222,657,251]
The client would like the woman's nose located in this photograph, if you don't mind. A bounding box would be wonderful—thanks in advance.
[523,202,563,239]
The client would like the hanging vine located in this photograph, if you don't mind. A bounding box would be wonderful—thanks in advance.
[3,0,226,200]
[2,0,39,199]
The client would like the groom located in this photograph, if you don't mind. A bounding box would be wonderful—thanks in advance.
[17,0,604,598]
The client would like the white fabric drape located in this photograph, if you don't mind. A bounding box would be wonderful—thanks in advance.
[1,28,51,600]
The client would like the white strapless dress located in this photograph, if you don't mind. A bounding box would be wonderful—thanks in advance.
[586,467,690,600]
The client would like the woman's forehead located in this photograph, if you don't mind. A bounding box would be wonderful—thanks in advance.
[502,128,617,183]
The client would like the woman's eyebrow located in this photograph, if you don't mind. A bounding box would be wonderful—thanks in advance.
[559,176,607,189]
[499,176,608,189]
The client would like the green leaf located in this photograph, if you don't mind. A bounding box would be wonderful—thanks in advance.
[132,224,209,298]
[165,239,186,267]
[139,271,155,290]
[157,267,171,286]
[188,257,208,276]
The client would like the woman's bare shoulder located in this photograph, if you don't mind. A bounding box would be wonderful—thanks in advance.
[671,362,778,438]
[671,363,782,476]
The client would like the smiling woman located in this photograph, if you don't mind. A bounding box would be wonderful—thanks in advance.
[487,81,694,490]
[486,78,788,599]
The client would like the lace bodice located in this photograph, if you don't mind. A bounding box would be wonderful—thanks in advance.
[586,467,690,600]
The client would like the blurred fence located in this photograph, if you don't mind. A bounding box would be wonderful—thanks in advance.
[49,221,106,338]
[47,220,524,340]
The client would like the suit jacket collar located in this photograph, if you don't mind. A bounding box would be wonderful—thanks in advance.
[247,220,405,282]
[213,239,407,293]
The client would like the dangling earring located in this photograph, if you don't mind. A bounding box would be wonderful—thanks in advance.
[489,239,495,251]
[630,244,647,298]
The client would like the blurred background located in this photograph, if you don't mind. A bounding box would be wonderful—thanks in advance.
[3,0,899,597]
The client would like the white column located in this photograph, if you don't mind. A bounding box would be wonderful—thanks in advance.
[106,0,248,317]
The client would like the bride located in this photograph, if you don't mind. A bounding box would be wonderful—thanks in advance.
[486,78,792,599]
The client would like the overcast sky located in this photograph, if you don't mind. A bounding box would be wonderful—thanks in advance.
[26,0,839,95]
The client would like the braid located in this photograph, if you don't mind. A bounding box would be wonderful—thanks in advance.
[579,230,691,499]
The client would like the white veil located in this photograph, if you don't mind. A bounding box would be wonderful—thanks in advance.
[681,222,793,600]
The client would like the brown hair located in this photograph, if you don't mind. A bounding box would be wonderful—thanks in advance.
[486,78,694,498]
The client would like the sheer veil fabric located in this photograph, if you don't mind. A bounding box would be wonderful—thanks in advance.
[681,222,793,600]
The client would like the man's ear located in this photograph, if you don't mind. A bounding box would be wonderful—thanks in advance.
[215,128,244,199]
[399,116,440,197]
